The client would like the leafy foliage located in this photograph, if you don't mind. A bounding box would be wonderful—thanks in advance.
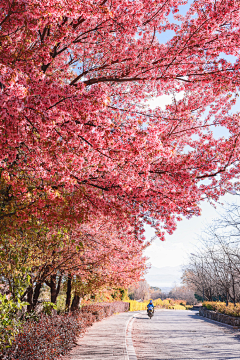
[203,301,240,317]
[0,272,30,351]
[128,298,192,311]
[82,301,129,319]
[42,301,57,316]
[0,293,28,351]
[1,0,240,244]
[1,313,83,360]
[2,0,240,354]
[1,301,129,359]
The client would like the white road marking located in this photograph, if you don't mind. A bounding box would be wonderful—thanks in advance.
[125,313,140,360]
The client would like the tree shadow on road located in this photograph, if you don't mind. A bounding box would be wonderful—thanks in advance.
[132,310,240,360]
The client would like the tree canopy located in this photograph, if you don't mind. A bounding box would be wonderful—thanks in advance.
[1,0,240,313]
[1,0,240,237]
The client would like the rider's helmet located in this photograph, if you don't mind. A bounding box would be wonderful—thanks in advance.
[149,299,153,304]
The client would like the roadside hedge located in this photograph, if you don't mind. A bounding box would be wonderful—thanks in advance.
[82,301,129,319]
[203,301,240,317]
[0,301,129,360]
[129,298,191,311]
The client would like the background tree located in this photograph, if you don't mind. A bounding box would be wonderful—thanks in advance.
[128,280,151,301]
[0,213,147,312]
[2,0,240,320]
[168,285,197,305]
[183,203,240,304]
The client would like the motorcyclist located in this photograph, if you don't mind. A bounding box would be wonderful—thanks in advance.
[147,299,154,314]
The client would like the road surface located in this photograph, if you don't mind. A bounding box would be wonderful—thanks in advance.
[61,311,132,360]
[132,310,240,360]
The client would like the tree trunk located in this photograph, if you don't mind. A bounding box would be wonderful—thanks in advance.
[50,274,62,303]
[232,275,236,305]
[70,293,81,311]
[27,286,33,312]
[50,274,57,303]
[65,274,72,311]
[226,291,229,306]
[209,288,212,301]
[55,275,62,302]
[32,282,42,309]
[45,274,62,304]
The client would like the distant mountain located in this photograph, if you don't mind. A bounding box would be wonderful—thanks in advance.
[145,265,182,290]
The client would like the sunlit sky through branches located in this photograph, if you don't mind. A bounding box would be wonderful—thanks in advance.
[144,0,240,290]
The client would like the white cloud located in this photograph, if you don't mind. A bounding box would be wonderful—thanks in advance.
[144,241,188,268]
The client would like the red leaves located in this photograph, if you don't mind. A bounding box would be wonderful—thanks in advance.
[82,301,129,321]
[2,313,84,360]
[1,302,129,360]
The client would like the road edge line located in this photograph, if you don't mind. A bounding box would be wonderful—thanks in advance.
[125,312,139,360]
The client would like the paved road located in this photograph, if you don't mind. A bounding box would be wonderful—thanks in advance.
[61,312,133,360]
[132,310,240,360]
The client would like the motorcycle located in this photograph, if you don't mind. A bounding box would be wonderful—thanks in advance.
[147,308,154,319]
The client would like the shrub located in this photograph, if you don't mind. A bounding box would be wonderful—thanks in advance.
[129,299,166,311]
[162,299,170,307]
[153,298,163,307]
[0,293,28,351]
[0,301,129,359]
[128,298,192,311]
[129,300,148,311]
[42,301,57,316]
[1,312,85,360]
[82,301,129,318]
[203,301,240,317]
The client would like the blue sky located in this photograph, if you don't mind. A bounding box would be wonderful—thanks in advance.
[144,193,240,268]
[144,193,240,288]
[144,0,240,288]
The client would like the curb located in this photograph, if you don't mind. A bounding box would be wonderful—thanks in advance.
[125,312,140,360]
[198,313,240,331]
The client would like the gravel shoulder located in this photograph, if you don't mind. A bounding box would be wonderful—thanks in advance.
[132,309,240,360]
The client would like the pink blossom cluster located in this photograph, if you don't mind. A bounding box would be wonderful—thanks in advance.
[1,0,240,243]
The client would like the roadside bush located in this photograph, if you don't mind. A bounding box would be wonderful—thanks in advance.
[178,300,187,306]
[203,301,215,311]
[129,299,166,311]
[162,299,171,307]
[203,301,240,317]
[0,293,28,351]
[82,301,129,319]
[1,312,85,360]
[82,304,105,321]
[153,298,163,307]
[0,301,129,359]
[129,300,148,311]
[42,301,57,316]
[81,312,96,327]
[129,298,192,311]
[161,299,190,310]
